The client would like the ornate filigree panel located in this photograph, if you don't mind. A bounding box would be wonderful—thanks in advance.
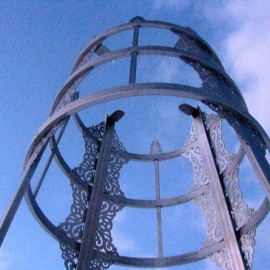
[23,119,65,171]
[58,121,128,270]
[180,55,248,115]
[183,124,207,191]
[204,101,266,154]
[175,31,223,72]
[54,73,89,113]
[183,113,256,269]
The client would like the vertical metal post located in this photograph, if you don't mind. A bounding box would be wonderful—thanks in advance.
[190,108,247,270]
[129,26,139,84]
[154,159,163,257]
[76,110,124,270]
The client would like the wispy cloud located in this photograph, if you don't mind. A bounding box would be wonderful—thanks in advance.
[142,57,201,87]
[221,0,270,133]
[153,0,270,136]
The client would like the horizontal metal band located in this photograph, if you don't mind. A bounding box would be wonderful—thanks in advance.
[51,45,241,114]
[72,19,223,73]
[25,167,270,252]
[222,146,245,178]
[24,133,269,253]
[25,83,270,171]
[114,142,197,161]
[72,112,198,161]
[26,184,231,267]
[94,240,225,267]
[104,184,209,208]
[241,197,270,234]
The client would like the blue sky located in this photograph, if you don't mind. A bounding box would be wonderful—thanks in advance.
[1,1,270,269]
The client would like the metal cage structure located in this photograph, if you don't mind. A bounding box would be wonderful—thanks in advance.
[1,17,270,270]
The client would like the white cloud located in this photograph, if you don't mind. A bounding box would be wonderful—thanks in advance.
[154,60,180,82]
[221,0,270,133]
[225,0,270,22]
[153,0,270,136]
[144,57,201,87]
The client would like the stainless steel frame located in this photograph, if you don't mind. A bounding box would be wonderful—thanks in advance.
[1,16,269,270]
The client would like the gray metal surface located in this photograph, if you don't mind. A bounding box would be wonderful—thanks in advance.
[189,109,247,269]
[150,140,163,257]
[75,113,125,270]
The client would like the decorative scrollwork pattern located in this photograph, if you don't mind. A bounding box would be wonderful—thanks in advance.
[184,113,256,269]
[204,101,266,154]
[183,123,207,190]
[181,55,248,116]
[176,31,223,72]
[58,121,128,270]
[55,73,89,113]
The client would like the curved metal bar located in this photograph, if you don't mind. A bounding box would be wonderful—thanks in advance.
[33,117,70,198]
[23,163,270,255]
[26,84,199,168]
[24,185,78,248]
[49,136,89,190]
[114,142,197,162]
[26,137,208,243]
[104,184,209,208]
[222,146,245,178]
[240,197,270,234]
[24,184,229,268]
[94,240,225,267]
[71,19,223,73]
[25,83,270,171]
[72,113,89,133]
[23,132,269,263]
[73,111,198,162]
[24,184,230,267]
[21,85,270,254]
[51,45,242,114]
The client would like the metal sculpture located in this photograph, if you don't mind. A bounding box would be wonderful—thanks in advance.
[1,16,270,270]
